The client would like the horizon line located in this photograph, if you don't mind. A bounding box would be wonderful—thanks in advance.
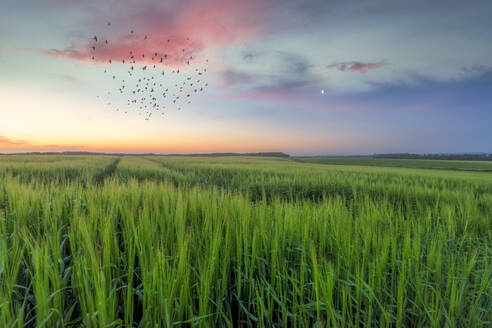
[1,151,491,157]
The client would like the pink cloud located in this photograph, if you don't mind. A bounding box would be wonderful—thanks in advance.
[348,62,384,73]
[0,135,86,152]
[43,38,204,69]
[0,136,26,146]
[328,61,385,73]
[43,0,266,68]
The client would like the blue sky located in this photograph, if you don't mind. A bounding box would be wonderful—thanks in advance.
[0,0,491,154]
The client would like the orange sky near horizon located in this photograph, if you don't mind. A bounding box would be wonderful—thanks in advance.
[0,135,314,154]
[0,86,329,154]
[0,83,351,155]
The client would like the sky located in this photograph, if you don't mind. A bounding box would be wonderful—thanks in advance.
[0,0,491,155]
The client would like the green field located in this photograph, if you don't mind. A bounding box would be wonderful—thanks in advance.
[296,157,492,172]
[0,155,490,327]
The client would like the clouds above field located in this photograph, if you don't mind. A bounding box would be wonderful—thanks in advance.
[41,0,268,68]
[20,0,492,95]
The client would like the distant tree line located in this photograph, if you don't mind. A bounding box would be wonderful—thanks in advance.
[170,152,291,158]
[373,153,491,161]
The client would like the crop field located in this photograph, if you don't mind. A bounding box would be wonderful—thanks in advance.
[295,157,492,172]
[0,155,491,327]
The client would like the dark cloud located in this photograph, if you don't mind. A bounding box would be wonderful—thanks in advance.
[253,52,318,93]
[275,51,313,75]
[252,78,318,94]
[460,65,492,76]
[342,71,492,112]
[241,51,264,63]
[221,51,316,90]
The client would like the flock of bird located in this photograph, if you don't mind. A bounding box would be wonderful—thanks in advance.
[92,24,210,120]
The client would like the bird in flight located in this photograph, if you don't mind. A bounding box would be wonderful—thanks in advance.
[92,33,211,121]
